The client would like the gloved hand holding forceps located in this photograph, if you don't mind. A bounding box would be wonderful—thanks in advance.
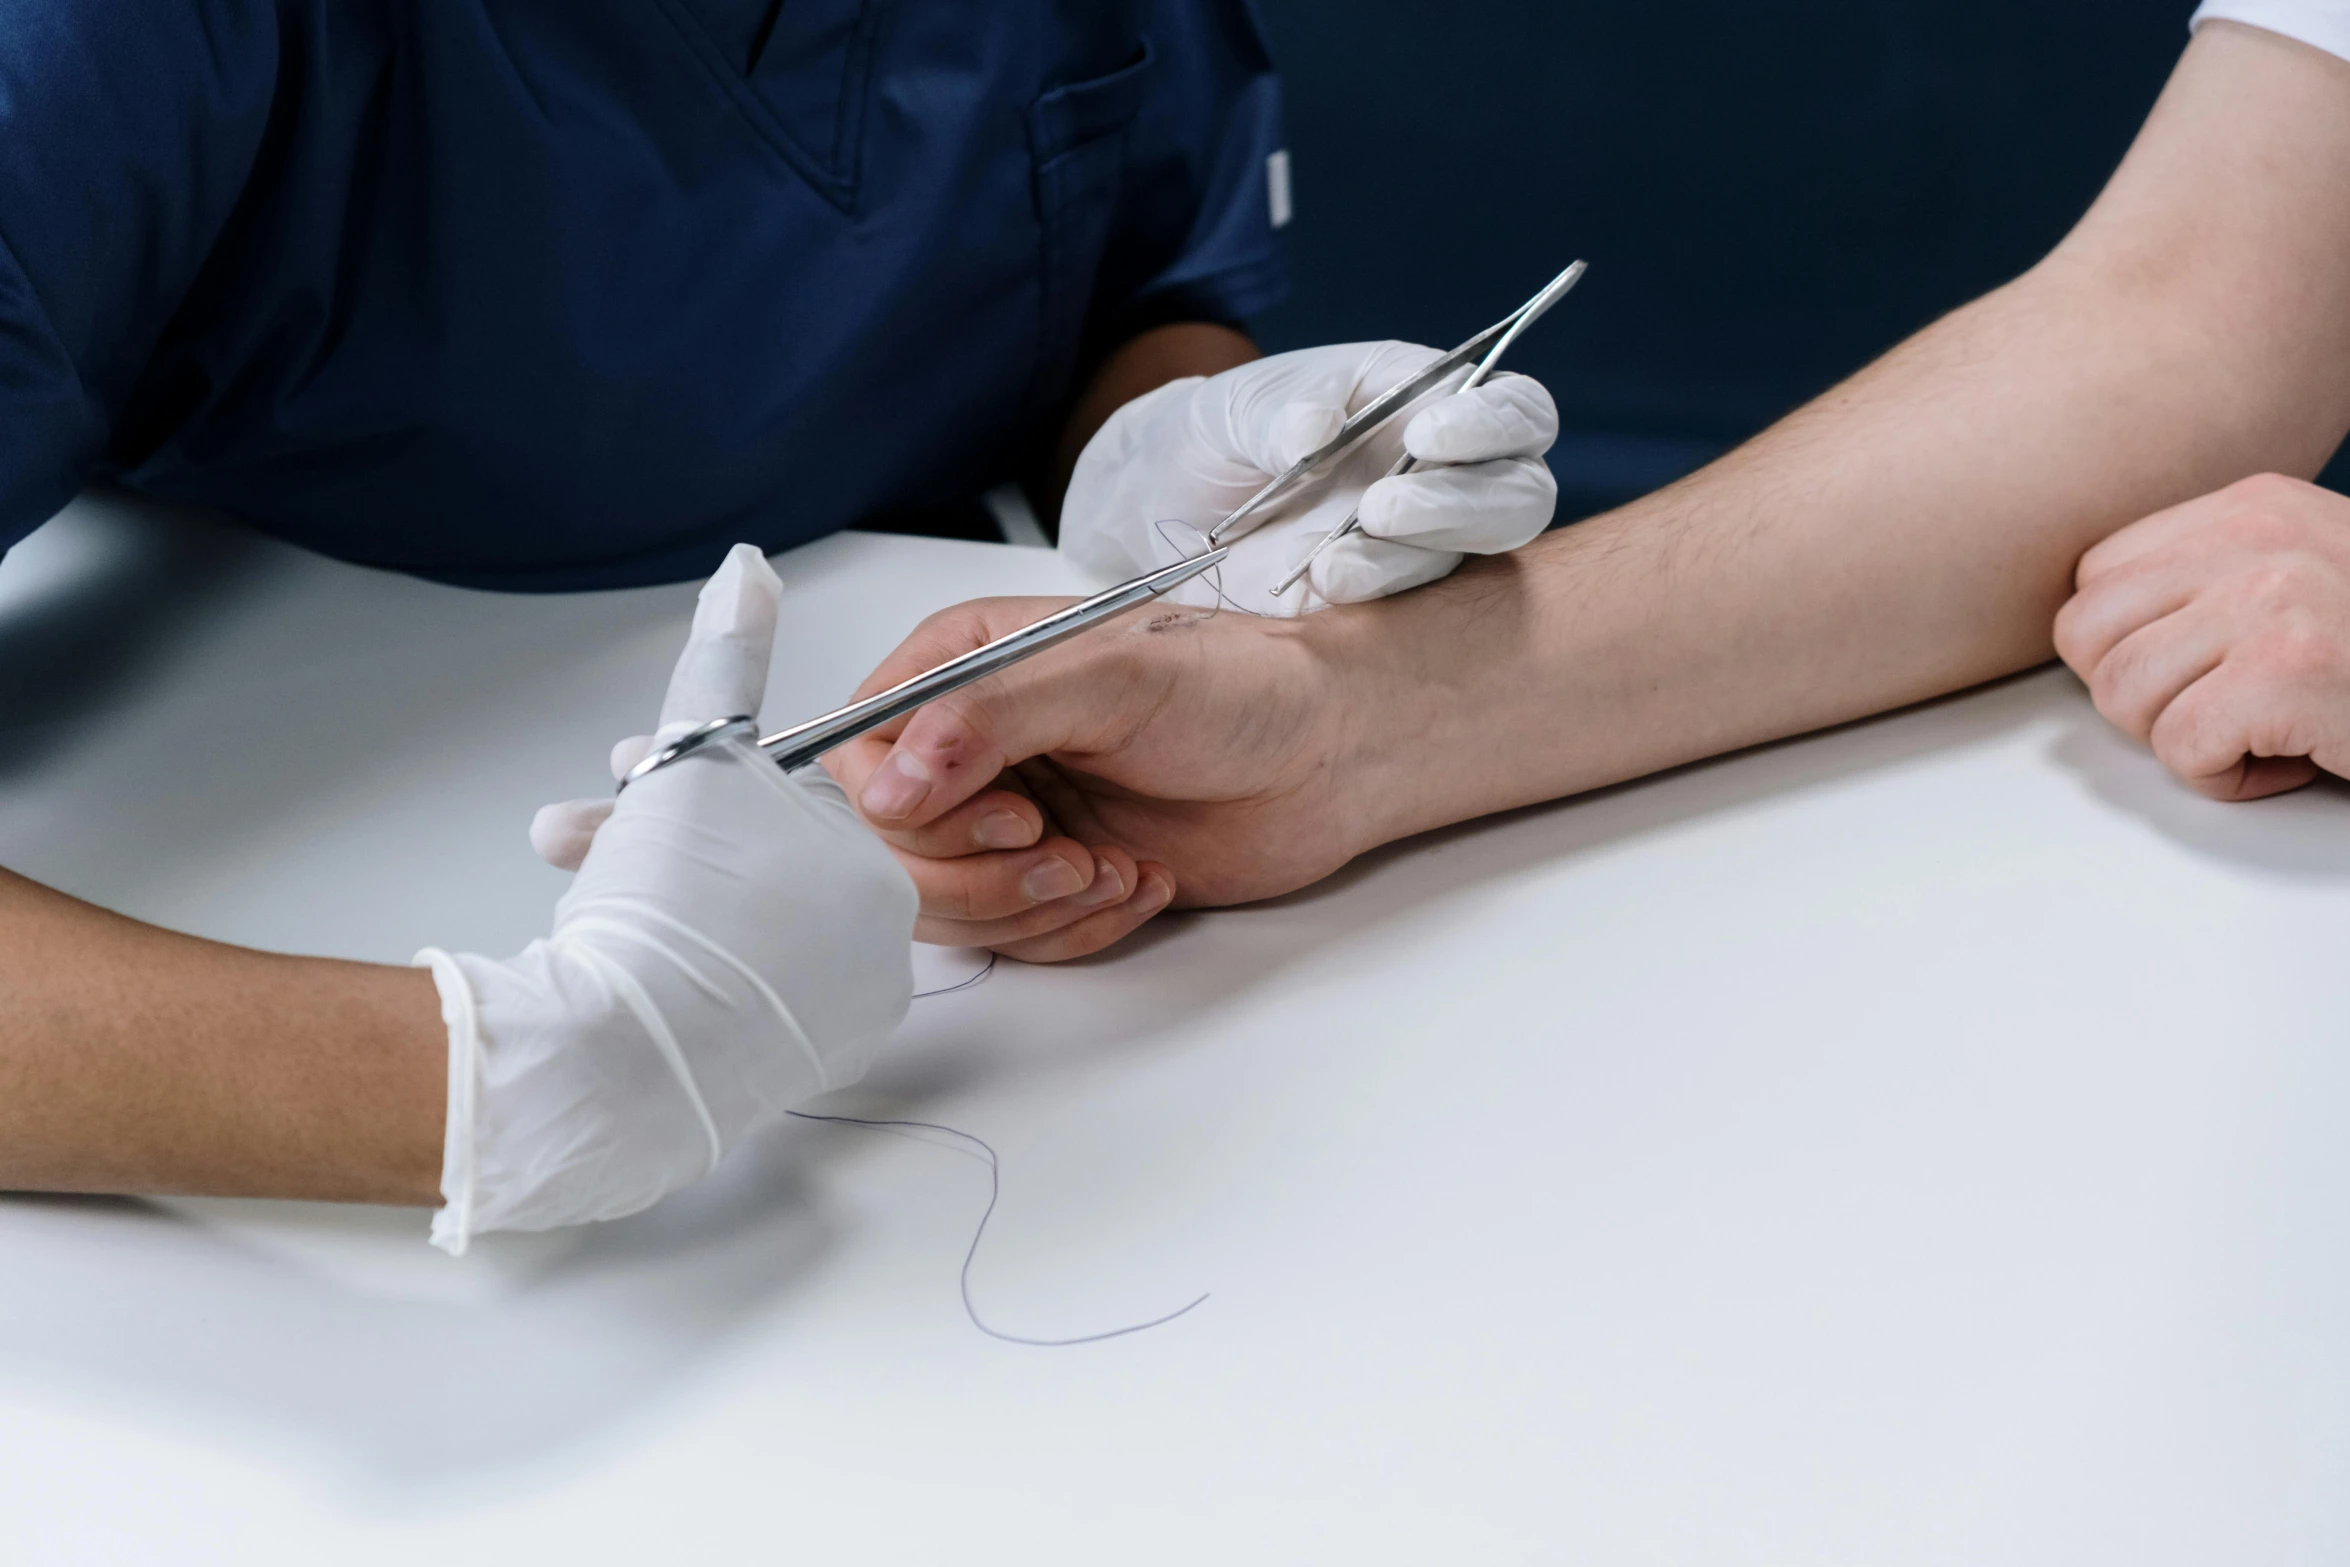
[1060,339,1564,615]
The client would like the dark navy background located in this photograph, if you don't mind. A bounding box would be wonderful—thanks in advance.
[1249,0,2350,520]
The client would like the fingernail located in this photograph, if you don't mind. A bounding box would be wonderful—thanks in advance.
[973,810,1036,851]
[1073,858,1129,907]
[1021,857,1087,904]
[859,750,933,820]
[1133,874,1174,916]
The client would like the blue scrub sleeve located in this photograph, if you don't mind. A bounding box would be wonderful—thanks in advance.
[0,0,279,553]
[1100,0,1291,341]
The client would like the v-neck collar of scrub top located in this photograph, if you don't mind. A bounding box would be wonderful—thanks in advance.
[0,0,1290,590]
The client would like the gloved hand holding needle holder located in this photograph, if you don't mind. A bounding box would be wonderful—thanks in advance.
[422,546,918,1254]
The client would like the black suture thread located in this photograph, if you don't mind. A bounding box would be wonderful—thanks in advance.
[786,1108,1211,1347]
[1150,519,1243,616]
[913,950,999,1000]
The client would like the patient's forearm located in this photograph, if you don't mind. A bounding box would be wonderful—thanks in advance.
[1342,23,2350,843]
[0,867,444,1203]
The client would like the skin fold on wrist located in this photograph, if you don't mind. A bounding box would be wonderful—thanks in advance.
[1304,553,1552,855]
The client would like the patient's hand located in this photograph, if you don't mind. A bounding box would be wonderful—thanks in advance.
[2056,474,2350,800]
[824,597,1380,960]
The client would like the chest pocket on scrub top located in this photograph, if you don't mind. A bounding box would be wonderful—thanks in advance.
[1024,38,1156,424]
[661,0,892,209]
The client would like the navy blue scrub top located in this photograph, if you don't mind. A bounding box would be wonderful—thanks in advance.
[0,0,1287,589]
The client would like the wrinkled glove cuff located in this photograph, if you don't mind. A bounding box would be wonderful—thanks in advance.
[417,947,482,1256]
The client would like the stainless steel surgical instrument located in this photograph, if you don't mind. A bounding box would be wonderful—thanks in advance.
[1267,260,1586,597]
[1202,260,1587,554]
[623,261,1584,793]
[619,546,1227,789]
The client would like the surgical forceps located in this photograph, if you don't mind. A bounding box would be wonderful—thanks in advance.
[623,261,1587,791]
[1263,260,1586,596]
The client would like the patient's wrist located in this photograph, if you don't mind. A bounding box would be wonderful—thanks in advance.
[1310,545,1592,857]
[1311,583,1505,855]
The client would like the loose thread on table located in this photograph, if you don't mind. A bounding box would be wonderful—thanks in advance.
[785,1108,1211,1347]
[911,949,998,1000]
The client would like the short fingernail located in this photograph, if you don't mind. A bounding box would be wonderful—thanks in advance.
[1073,858,1129,908]
[973,810,1036,850]
[1021,857,1087,903]
[859,750,933,820]
[1133,874,1174,916]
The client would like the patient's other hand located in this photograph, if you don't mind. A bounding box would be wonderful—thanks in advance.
[2056,474,2350,800]
[822,598,1373,960]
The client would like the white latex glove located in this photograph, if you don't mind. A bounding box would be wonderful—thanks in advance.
[526,544,792,873]
[1060,340,1560,616]
[418,545,917,1254]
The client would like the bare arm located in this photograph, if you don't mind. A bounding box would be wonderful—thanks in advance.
[0,867,444,1202]
[1346,20,2350,840]
[832,23,2350,953]
[0,323,1256,1200]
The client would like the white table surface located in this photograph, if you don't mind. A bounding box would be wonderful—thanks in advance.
[2,492,2347,1564]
